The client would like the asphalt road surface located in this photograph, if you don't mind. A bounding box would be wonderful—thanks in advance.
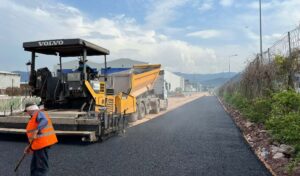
[0,96,271,176]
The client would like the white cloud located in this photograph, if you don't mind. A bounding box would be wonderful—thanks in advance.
[199,3,212,12]
[247,2,271,10]
[220,0,234,7]
[264,33,283,41]
[186,30,222,39]
[145,0,189,29]
[198,1,213,13]
[191,0,214,13]
[243,0,300,29]
[0,0,221,73]
[239,0,300,52]
[244,28,283,47]
[247,0,281,10]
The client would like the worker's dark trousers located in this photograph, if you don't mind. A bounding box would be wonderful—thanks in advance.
[31,147,49,176]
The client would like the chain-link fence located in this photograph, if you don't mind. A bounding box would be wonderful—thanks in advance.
[262,26,300,64]
[0,96,41,115]
[220,26,300,99]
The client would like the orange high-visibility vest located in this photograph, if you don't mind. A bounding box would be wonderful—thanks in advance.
[26,111,58,150]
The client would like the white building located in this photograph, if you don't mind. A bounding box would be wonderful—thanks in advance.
[0,71,20,89]
[164,70,185,92]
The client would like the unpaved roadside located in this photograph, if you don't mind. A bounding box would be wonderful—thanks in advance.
[128,92,209,127]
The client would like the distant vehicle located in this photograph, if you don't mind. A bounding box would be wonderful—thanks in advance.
[0,38,167,142]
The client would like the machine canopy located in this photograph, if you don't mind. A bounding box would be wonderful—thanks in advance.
[23,38,110,57]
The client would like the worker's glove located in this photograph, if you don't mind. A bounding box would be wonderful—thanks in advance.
[32,130,38,139]
[24,145,33,154]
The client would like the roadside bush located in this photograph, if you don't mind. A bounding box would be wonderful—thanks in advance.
[266,112,300,145]
[222,90,300,142]
[287,151,300,175]
[244,97,272,123]
[228,92,248,110]
[259,90,300,143]
[223,92,232,103]
[271,90,300,116]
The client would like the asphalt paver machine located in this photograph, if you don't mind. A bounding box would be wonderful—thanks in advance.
[0,39,164,142]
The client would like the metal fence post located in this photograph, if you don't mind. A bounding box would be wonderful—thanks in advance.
[268,48,270,64]
[288,32,292,57]
[288,31,294,88]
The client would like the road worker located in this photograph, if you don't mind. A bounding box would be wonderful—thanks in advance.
[24,102,58,176]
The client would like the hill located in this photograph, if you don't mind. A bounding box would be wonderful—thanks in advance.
[174,72,238,87]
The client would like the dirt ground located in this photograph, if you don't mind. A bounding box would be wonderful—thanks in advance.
[129,92,209,127]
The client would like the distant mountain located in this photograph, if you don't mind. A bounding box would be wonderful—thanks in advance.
[13,71,29,83]
[174,72,238,87]
[228,73,242,83]
[13,70,238,87]
[201,77,231,87]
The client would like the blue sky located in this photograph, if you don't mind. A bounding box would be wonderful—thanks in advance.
[0,0,300,73]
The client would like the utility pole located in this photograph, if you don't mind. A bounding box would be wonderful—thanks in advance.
[259,0,263,62]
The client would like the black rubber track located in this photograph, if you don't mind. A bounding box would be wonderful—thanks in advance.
[0,96,271,176]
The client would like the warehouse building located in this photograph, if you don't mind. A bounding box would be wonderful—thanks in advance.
[164,70,185,92]
[0,71,21,90]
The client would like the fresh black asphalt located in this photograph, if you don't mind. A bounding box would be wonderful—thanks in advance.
[0,96,271,176]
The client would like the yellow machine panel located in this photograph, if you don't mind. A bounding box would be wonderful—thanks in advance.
[84,80,106,107]
[115,93,136,114]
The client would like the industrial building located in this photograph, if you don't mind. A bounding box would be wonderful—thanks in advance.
[0,71,20,90]
[164,70,185,92]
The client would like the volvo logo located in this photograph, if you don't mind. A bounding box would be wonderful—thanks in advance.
[38,40,64,46]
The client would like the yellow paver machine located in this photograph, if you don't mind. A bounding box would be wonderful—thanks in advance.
[0,39,168,141]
